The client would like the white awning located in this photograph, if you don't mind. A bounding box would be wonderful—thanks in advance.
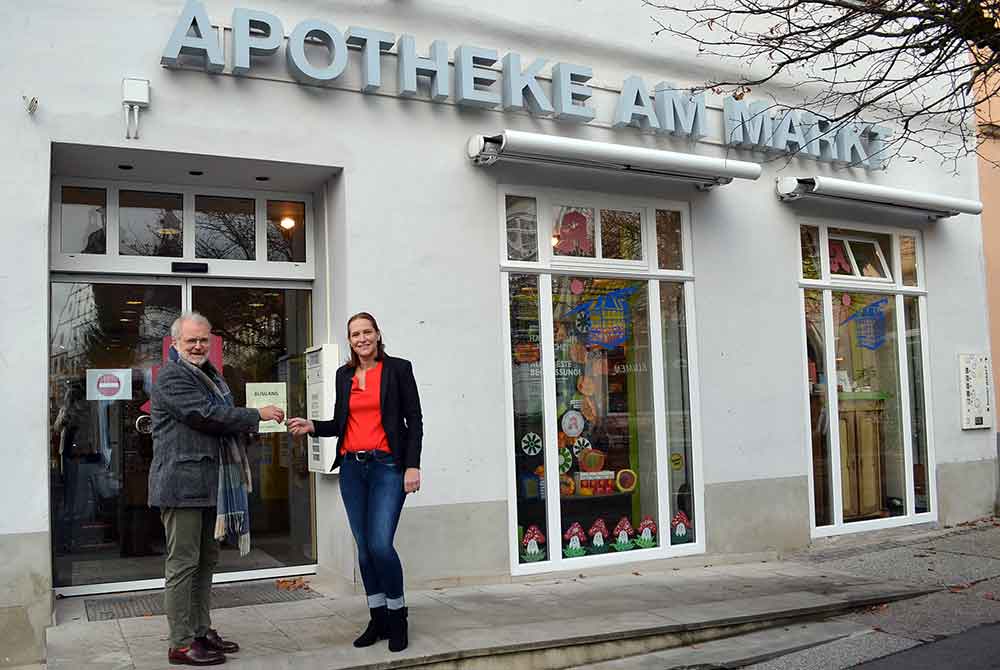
[467,129,761,190]
[776,176,982,220]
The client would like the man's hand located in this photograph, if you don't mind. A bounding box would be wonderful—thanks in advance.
[404,468,421,494]
[258,405,285,423]
[286,417,315,436]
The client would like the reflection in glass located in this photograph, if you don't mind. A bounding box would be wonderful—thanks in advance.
[49,282,181,586]
[655,210,683,270]
[192,286,315,570]
[800,226,821,279]
[600,209,642,261]
[904,297,929,513]
[660,282,696,542]
[119,190,183,258]
[849,241,888,279]
[267,201,306,263]
[61,187,106,254]
[901,236,918,286]
[803,289,832,526]
[506,196,539,262]
[508,274,547,562]
[828,239,854,275]
[196,196,256,260]
[552,277,658,557]
[833,292,905,521]
[552,206,595,258]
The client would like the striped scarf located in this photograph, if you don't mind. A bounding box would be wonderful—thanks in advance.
[173,349,253,556]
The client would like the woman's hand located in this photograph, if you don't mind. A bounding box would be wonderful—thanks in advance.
[404,468,421,494]
[286,417,315,436]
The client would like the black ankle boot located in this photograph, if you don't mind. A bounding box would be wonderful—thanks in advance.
[353,606,388,648]
[387,607,408,652]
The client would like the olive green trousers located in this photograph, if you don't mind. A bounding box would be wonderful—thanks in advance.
[160,507,219,648]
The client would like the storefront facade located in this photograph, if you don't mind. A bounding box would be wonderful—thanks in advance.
[1,1,994,664]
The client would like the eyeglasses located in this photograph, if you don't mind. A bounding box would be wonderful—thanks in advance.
[182,337,210,346]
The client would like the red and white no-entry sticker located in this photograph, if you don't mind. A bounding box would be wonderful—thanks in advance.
[86,369,132,401]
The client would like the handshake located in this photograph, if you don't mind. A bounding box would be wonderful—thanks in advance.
[254,407,315,437]
[257,405,285,423]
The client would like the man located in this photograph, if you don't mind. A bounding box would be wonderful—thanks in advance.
[149,313,284,666]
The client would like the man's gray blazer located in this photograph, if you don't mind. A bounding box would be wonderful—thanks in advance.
[148,359,260,508]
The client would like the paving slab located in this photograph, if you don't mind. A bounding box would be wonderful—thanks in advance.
[741,629,920,670]
[573,619,873,669]
[46,619,130,670]
[820,544,1000,587]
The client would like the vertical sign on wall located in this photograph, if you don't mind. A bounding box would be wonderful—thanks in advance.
[960,353,994,430]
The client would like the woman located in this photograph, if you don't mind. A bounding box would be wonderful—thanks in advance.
[288,312,422,652]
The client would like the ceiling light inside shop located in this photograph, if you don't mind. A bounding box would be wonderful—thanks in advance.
[249,303,264,308]
[158,228,180,236]
[126,300,143,305]
[119,318,131,322]
[280,217,296,230]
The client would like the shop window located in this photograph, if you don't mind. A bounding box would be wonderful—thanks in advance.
[552,277,658,557]
[600,209,643,261]
[904,297,929,513]
[508,274,548,563]
[506,196,539,262]
[267,200,306,263]
[659,282,696,543]
[828,229,893,281]
[800,223,930,533]
[900,236,918,286]
[196,195,256,260]
[552,206,596,258]
[61,186,106,254]
[655,210,683,271]
[119,190,183,258]
[502,188,698,570]
[803,289,832,526]
[800,226,821,280]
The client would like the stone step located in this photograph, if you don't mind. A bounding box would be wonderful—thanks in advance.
[205,584,929,670]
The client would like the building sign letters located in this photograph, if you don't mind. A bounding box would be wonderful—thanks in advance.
[163,0,888,170]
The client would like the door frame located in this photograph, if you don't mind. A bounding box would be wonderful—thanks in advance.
[49,273,318,597]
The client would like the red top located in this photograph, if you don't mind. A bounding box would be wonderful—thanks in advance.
[341,362,390,454]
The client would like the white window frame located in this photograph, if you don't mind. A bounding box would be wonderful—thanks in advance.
[827,233,893,283]
[498,184,705,576]
[797,217,937,538]
[50,177,315,280]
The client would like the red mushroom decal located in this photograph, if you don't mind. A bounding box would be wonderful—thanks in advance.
[638,516,657,543]
[588,518,609,549]
[563,522,587,551]
[671,511,691,540]
[522,525,546,558]
[613,517,636,546]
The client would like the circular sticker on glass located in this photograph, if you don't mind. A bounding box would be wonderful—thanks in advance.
[561,410,585,438]
[559,447,573,474]
[572,437,591,457]
[520,432,542,456]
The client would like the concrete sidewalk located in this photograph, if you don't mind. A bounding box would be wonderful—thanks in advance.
[45,557,929,670]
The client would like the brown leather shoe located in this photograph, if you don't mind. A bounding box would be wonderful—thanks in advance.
[168,639,226,665]
[199,629,239,654]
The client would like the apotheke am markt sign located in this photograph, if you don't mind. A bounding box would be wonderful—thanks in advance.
[163,0,890,170]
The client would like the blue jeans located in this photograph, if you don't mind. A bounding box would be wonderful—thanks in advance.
[339,451,407,608]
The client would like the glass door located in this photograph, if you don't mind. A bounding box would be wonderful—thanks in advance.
[49,277,314,590]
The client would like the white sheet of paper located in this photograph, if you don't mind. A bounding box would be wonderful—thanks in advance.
[246,382,287,433]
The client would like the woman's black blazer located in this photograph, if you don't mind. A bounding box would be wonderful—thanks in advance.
[311,355,423,471]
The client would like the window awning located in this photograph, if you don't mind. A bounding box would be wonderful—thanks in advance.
[467,129,761,190]
[776,176,982,220]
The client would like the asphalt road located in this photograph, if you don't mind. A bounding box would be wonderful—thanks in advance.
[853,622,1000,669]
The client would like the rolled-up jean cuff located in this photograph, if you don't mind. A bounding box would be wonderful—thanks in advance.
[367,593,387,608]
[387,596,405,610]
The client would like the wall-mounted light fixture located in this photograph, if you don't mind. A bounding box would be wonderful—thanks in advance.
[280,217,296,230]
